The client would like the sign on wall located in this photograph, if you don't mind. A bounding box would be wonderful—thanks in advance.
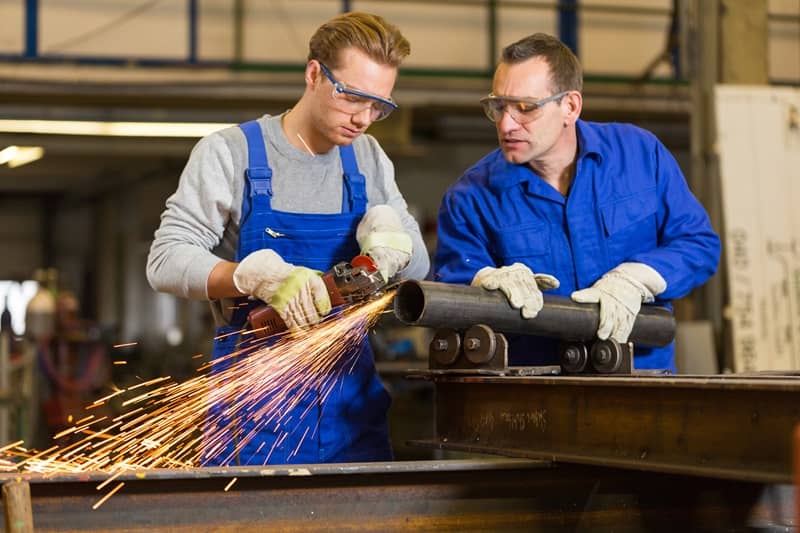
[716,85,800,371]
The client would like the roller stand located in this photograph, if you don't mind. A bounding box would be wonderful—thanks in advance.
[427,324,635,376]
[560,339,634,375]
[428,324,633,375]
[429,324,508,372]
[427,325,559,376]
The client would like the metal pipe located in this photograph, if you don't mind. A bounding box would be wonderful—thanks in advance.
[2,480,33,532]
[393,280,676,347]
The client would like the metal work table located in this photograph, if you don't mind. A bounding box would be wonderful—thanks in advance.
[1,370,798,530]
[0,458,791,531]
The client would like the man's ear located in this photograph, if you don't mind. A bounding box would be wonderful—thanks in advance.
[305,60,320,87]
[564,90,583,125]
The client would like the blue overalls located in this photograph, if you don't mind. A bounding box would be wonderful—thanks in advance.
[205,120,392,466]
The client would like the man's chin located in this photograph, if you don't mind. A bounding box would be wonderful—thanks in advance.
[501,149,529,165]
[333,130,361,146]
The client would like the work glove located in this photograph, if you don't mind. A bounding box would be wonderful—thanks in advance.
[471,263,560,319]
[570,262,667,343]
[356,205,413,282]
[233,249,332,331]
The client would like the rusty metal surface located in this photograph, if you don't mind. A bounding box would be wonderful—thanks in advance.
[423,374,800,484]
[0,459,790,532]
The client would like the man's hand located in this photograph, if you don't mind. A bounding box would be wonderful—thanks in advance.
[233,249,331,330]
[471,263,560,319]
[570,262,667,343]
[356,205,413,282]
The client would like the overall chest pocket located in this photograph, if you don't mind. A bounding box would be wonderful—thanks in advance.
[239,223,357,265]
[493,222,551,268]
[600,189,658,262]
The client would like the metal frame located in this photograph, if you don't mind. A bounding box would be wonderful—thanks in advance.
[416,374,800,483]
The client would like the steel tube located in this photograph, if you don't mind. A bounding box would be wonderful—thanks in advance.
[394,280,675,347]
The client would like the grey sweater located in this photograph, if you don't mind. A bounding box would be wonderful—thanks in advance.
[147,114,429,320]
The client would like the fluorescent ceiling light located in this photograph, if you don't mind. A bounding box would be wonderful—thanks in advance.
[0,119,233,138]
[0,145,45,168]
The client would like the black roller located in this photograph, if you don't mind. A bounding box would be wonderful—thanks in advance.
[393,280,676,347]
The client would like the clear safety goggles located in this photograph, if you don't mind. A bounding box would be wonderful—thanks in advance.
[480,91,569,124]
[318,62,398,122]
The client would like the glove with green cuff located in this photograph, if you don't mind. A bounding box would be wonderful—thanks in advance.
[356,205,413,282]
[472,263,560,319]
[570,262,667,343]
[233,249,331,331]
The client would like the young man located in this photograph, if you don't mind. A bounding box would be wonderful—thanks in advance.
[434,33,720,372]
[147,12,429,465]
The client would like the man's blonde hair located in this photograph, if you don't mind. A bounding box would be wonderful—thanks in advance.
[308,11,410,68]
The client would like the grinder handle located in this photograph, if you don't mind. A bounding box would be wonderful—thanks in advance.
[247,271,341,338]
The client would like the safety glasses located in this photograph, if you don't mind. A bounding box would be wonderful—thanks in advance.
[318,62,398,122]
[480,91,569,124]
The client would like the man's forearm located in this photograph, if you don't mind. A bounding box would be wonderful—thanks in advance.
[208,260,245,299]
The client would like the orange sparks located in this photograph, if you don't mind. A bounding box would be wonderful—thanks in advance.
[0,441,24,454]
[127,376,172,391]
[213,328,247,341]
[92,482,125,510]
[92,389,125,405]
[0,292,395,506]
[96,470,124,491]
[112,342,138,349]
[224,477,238,491]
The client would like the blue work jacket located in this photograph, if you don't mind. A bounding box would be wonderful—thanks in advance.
[434,120,720,370]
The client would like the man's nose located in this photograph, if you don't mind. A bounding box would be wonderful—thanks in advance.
[497,108,519,131]
[351,106,372,127]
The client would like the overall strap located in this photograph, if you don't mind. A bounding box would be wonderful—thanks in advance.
[338,144,367,214]
[230,120,273,326]
[239,120,274,223]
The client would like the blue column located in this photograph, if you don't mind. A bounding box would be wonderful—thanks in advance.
[189,0,198,63]
[558,0,579,57]
[488,0,498,73]
[668,0,681,78]
[25,0,38,58]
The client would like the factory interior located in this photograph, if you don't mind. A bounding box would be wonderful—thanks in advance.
[0,0,799,530]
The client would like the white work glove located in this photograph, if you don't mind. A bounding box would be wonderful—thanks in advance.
[471,263,560,319]
[570,262,667,343]
[233,249,332,331]
[356,205,413,282]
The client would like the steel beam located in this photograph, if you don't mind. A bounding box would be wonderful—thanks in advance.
[419,374,800,483]
[0,459,788,531]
